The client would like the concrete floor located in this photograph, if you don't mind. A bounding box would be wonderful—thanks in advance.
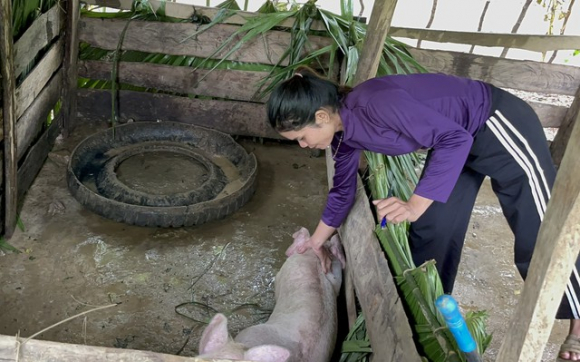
[0,119,569,361]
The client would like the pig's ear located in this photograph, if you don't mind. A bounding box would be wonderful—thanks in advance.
[245,345,290,362]
[199,314,230,354]
[291,227,310,240]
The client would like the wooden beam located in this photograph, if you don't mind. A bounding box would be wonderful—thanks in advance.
[326,153,421,362]
[78,60,272,102]
[530,102,567,128]
[81,0,328,31]
[0,334,248,362]
[62,0,80,136]
[353,0,398,86]
[495,87,580,361]
[79,18,332,67]
[0,0,18,237]
[550,85,580,167]
[408,47,580,96]
[389,27,580,53]
[14,5,64,79]
[76,89,282,139]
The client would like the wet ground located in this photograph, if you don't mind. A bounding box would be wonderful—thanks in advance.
[0,119,569,361]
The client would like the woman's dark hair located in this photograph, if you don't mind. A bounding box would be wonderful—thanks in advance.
[266,66,351,132]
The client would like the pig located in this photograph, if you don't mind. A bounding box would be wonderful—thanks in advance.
[198,228,345,362]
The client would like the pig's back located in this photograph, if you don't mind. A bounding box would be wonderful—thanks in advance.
[235,251,339,361]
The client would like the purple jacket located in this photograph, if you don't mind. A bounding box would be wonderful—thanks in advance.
[322,73,492,228]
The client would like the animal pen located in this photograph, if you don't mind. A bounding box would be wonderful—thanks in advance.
[0,0,579,361]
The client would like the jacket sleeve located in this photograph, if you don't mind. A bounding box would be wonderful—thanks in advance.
[321,143,361,228]
[365,89,474,203]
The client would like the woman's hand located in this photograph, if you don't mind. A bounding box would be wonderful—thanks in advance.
[372,194,434,224]
[285,235,333,273]
[285,223,336,274]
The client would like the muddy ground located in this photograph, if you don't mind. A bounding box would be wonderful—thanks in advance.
[0,119,569,361]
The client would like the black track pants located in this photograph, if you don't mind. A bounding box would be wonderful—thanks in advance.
[409,85,580,319]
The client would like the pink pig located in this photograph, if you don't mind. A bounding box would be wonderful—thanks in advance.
[198,227,345,362]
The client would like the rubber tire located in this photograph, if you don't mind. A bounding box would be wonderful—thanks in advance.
[95,142,227,207]
[67,122,258,228]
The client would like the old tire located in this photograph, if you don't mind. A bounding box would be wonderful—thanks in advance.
[67,121,258,227]
[95,142,228,207]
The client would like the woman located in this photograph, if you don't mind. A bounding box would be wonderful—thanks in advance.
[266,67,580,361]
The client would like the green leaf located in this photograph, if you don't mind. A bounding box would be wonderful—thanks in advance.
[16,216,25,232]
[0,237,22,254]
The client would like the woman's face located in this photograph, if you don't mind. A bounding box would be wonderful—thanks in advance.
[279,109,340,150]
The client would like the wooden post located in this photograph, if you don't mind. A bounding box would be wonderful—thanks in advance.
[61,0,80,136]
[495,88,580,361]
[326,152,422,362]
[0,0,18,237]
[550,85,580,167]
[352,0,398,86]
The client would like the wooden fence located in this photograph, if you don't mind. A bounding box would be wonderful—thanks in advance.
[1,0,579,360]
[0,1,66,237]
[77,0,580,167]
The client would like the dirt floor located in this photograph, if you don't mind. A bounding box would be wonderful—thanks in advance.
[0,119,569,361]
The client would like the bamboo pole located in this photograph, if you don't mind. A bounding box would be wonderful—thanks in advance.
[0,0,18,237]
[62,0,80,136]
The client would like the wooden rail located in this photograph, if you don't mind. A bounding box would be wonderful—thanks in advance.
[0,335,249,362]
[82,0,580,53]
[389,27,580,52]
[78,17,332,67]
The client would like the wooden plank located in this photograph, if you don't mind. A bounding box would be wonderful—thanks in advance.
[78,17,332,67]
[81,0,327,31]
[408,47,580,96]
[17,120,60,203]
[78,60,271,102]
[342,1,421,360]
[13,5,64,79]
[16,69,62,162]
[0,0,18,237]
[15,37,64,120]
[495,84,580,362]
[76,89,282,139]
[82,0,580,53]
[390,27,580,53]
[530,101,568,128]
[0,334,247,362]
[62,0,80,136]
[550,86,580,167]
[353,0,398,86]
[326,152,422,362]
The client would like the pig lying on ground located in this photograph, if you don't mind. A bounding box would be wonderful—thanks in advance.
[198,228,346,362]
